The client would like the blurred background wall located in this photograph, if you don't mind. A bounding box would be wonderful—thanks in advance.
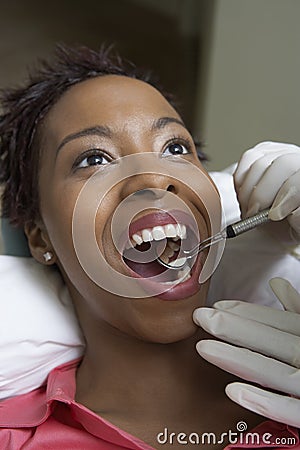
[1,0,300,251]
[1,0,299,167]
[195,0,300,170]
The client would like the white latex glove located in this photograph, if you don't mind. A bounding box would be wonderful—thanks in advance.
[234,141,300,240]
[193,278,300,427]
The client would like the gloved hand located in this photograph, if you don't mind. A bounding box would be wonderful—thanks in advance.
[193,278,300,427]
[234,141,300,240]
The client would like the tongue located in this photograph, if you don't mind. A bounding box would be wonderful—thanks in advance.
[124,258,167,278]
[123,241,179,280]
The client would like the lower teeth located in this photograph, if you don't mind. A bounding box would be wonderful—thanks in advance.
[168,257,187,268]
[161,267,191,285]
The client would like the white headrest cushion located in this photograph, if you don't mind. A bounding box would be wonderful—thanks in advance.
[0,255,84,399]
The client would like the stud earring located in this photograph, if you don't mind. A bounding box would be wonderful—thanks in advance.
[43,251,53,262]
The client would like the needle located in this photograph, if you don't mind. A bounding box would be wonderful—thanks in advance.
[156,209,271,270]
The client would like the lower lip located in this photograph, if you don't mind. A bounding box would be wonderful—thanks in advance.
[123,254,203,301]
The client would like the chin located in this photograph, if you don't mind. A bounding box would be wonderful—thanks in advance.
[152,326,199,344]
[126,289,207,344]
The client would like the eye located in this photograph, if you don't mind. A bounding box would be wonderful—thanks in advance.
[74,149,111,169]
[163,142,190,157]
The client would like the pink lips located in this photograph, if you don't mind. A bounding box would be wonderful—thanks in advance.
[126,254,203,301]
[119,209,199,252]
[130,209,198,236]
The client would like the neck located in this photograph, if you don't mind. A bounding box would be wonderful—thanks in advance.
[73,294,263,443]
[75,314,219,422]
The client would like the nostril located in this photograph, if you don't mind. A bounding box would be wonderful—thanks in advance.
[132,186,176,198]
[133,189,160,198]
[133,188,168,199]
[134,189,150,196]
[167,184,176,194]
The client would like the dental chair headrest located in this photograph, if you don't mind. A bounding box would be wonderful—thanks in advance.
[1,218,31,257]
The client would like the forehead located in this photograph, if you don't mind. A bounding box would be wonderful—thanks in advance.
[44,75,180,137]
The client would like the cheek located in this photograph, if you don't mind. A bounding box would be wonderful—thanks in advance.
[40,181,78,259]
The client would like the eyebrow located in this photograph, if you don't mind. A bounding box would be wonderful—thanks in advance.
[55,117,186,158]
[151,117,186,131]
[55,125,112,158]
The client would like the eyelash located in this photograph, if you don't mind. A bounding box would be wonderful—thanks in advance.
[72,135,199,171]
[162,136,192,156]
[72,149,112,170]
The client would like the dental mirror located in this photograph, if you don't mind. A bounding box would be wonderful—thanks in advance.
[156,209,271,270]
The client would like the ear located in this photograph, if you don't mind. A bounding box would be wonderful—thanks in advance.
[24,220,56,265]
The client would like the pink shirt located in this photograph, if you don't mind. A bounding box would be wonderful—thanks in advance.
[0,359,298,450]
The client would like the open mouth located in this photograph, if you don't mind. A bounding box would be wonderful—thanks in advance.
[123,224,191,282]
[119,210,202,295]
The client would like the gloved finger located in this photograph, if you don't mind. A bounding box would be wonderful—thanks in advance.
[196,339,300,397]
[193,308,300,367]
[269,169,300,221]
[288,207,300,237]
[269,277,300,314]
[226,383,300,428]
[234,141,291,189]
[236,153,283,216]
[213,300,300,336]
[245,155,300,217]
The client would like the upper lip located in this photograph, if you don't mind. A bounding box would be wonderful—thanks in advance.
[118,209,201,252]
[129,209,198,236]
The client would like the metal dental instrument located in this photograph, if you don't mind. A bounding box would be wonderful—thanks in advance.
[156,209,271,270]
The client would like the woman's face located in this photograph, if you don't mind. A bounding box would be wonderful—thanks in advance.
[31,75,220,343]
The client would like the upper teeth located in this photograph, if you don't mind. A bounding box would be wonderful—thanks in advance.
[125,223,187,249]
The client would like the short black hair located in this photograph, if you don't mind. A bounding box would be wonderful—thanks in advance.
[0,44,206,228]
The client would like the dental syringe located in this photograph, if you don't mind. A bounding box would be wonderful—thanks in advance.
[156,209,271,270]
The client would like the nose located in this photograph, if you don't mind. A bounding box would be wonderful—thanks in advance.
[120,174,177,200]
[133,187,175,200]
